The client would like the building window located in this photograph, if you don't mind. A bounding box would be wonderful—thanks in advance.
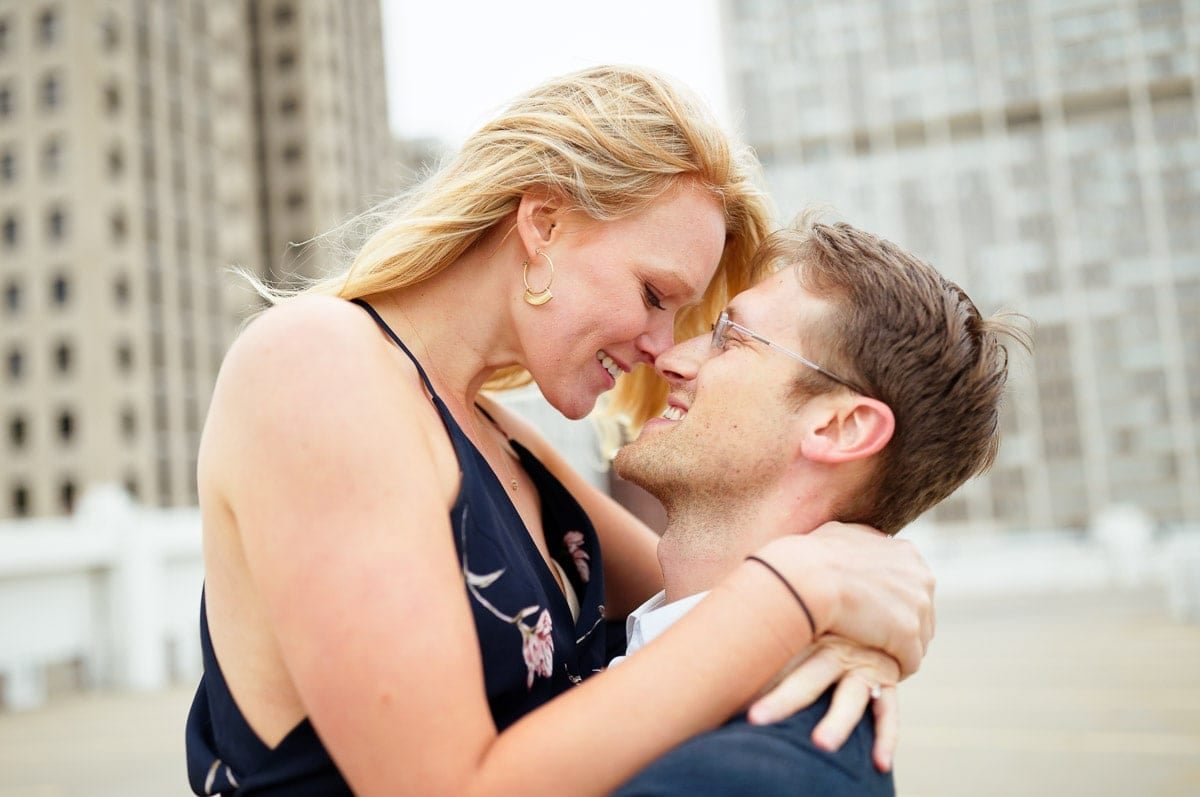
[184,395,198,433]
[282,142,302,163]
[152,334,173,375]
[120,406,136,440]
[147,267,161,303]
[100,15,120,51]
[0,17,10,55]
[51,273,68,305]
[285,191,305,211]
[116,341,133,371]
[113,273,129,306]
[3,279,18,312]
[0,83,13,117]
[0,147,14,182]
[46,205,66,241]
[141,143,155,179]
[11,483,30,517]
[137,82,151,125]
[53,341,71,374]
[42,137,63,175]
[192,1,207,35]
[168,96,183,132]
[279,96,298,116]
[124,474,139,500]
[110,208,126,243]
[6,347,22,381]
[104,82,121,115]
[8,414,26,449]
[178,275,192,311]
[57,409,75,443]
[2,212,17,246]
[107,144,123,177]
[143,205,158,242]
[59,478,76,513]
[171,157,186,192]
[196,106,211,145]
[274,3,294,26]
[38,7,60,47]
[40,71,62,110]
[276,49,295,71]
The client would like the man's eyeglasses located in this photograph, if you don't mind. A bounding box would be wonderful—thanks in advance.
[711,310,871,396]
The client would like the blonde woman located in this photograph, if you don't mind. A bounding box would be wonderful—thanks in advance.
[186,66,934,796]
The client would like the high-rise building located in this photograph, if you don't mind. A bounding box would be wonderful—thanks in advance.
[0,0,394,519]
[722,0,1199,531]
[248,0,392,281]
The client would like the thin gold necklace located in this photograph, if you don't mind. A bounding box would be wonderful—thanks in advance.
[392,300,520,492]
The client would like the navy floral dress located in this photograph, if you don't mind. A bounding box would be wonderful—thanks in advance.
[185,299,607,794]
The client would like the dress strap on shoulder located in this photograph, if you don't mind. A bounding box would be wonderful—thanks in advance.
[475,403,512,441]
[350,298,439,399]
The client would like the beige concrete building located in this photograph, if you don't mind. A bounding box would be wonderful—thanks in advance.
[722,0,1200,532]
[249,0,392,281]
[0,0,394,518]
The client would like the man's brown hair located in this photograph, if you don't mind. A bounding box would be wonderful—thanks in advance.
[755,214,1031,535]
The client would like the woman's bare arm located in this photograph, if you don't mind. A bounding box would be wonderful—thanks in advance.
[203,298,821,796]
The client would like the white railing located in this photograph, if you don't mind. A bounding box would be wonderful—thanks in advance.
[0,485,203,710]
[1,483,1198,712]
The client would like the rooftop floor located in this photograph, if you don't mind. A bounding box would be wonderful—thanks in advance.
[1,587,1197,796]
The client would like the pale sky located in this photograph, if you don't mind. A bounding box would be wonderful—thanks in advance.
[381,1,730,146]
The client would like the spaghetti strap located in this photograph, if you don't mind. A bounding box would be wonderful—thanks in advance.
[350,298,438,398]
[476,403,513,441]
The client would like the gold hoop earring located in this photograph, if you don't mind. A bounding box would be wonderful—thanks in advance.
[523,248,555,306]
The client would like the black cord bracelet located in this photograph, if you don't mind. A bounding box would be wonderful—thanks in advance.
[745,555,818,638]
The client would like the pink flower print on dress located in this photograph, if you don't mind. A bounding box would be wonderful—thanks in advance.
[520,609,555,688]
[459,508,556,690]
[563,530,590,583]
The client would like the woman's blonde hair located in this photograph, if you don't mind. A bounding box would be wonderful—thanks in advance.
[268,64,773,430]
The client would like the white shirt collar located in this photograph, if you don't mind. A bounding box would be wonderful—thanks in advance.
[610,589,710,666]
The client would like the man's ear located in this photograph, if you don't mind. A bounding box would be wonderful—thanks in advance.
[515,191,562,253]
[799,396,895,464]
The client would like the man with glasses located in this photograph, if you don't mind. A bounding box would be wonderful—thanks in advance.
[610,216,1029,796]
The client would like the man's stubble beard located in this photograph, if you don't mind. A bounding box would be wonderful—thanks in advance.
[612,433,699,513]
[615,420,784,525]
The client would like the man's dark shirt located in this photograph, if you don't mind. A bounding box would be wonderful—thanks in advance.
[613,687,894,796]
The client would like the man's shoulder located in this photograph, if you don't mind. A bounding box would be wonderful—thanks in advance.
[613,689,893,797]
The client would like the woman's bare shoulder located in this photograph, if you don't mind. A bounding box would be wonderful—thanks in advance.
[215,296,423,407]
[225,295,381,367]
[202,296,451,504]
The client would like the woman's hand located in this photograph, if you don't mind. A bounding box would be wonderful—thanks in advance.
[747,636,901,772]
[752,522,936,679]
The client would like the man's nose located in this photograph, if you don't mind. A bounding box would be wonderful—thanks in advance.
[655,333,709,385]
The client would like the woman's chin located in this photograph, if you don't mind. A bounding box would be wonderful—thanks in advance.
[554,389,601,421]
[535,373,607,421]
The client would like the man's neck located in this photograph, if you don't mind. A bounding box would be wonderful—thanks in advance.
[656,517,745,603]
[655,470,848,603]
[656,491,812,603]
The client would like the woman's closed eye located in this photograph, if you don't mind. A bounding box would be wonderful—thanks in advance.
[643,283,665,311]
